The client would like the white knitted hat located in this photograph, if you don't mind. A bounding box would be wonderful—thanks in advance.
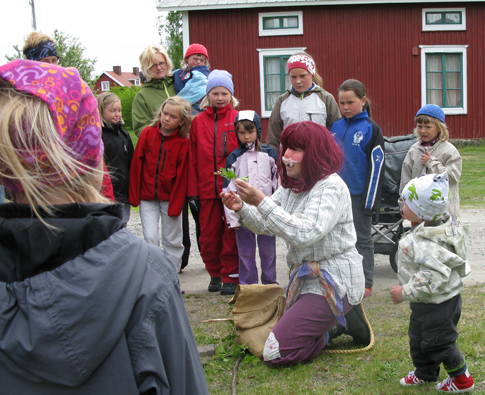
[402,172,449,221]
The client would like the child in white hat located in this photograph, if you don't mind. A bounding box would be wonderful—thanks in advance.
[391,172,474,393]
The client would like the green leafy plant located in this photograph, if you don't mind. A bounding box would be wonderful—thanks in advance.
[215,167,248,182]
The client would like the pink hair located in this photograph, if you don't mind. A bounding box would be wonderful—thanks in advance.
[278,121,342,193]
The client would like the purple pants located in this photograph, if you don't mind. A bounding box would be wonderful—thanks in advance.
[267,293,353,366]
[235,226,277,285]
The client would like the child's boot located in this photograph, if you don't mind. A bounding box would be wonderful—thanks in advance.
[344,303,371,345]
[436,369,474,393]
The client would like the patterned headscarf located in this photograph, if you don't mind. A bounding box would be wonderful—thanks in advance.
[402,171,449,222]
[25,40,59,62]
[0,59,103,192]
[287,54,316,76]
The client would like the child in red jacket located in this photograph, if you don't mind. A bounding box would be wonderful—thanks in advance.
[130,96,192,271]
[188,70,240,295]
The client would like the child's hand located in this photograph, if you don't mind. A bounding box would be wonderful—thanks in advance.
[421,150,432,166]
[220,191,243,212]
[390,286,403,304]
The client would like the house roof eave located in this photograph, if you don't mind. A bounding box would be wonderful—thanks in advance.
[156,0,481,12]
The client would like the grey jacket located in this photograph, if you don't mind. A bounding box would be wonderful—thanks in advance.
[397,212,471,304]
[267,85,341,152]
[0,203,209,395]
[400,139,462,222]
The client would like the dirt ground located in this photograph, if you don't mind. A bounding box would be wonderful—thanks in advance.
[127,207,485,296]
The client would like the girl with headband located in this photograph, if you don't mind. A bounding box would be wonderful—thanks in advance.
[267,51,341,153]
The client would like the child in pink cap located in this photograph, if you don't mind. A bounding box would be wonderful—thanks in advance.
[173,43,211,114]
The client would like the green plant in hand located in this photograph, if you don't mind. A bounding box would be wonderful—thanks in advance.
[215,167,248,182]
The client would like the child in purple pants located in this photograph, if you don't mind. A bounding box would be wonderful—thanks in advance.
[223,111,278,284]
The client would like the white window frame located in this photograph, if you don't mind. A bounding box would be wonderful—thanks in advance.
[419,45,468,115]
[257,47,306,118]
[101,81,110,91]
[258,11,303,37]
[422,8,466,32]
[134,79,141,86]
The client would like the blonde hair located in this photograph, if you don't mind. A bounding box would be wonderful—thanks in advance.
[0,80,109,223]
[97,92,124,127]
[22,31,56,58]
[139,45,173,82]
[414,114,449,141]
[150,96,192,138]
[199,94,239,110]
[290,51,324,87]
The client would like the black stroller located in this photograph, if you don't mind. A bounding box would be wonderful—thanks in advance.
[372,134,416,272]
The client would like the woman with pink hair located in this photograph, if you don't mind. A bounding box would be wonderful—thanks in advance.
[222,121,368,366]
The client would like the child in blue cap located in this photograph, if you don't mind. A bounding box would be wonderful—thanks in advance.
[400,104,462,222]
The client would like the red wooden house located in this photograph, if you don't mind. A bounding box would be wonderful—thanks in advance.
[94,66,142,93]
[157,0,485,140]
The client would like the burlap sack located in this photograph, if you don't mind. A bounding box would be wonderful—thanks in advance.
[229,284,286,358]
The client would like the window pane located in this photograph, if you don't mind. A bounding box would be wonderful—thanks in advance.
[428,73,442,89]
[265,74,281,92]
[445,54,460,71]
[265,57,281,74]
[426,13,443,24]
[428,90,443,106]
[264,18,279,29]
[427,55,442,72]
[445,13,461,24]
[446,90,461,106]
[446,72,461,89]
[282,17,298,28]
[266,92,280,110]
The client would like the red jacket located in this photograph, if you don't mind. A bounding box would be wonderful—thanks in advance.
[188,105,239,200]
[129,124,188,217]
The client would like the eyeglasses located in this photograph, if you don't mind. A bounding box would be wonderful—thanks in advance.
[150,61,167,70]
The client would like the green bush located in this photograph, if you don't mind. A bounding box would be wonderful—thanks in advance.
[110,86,141,130]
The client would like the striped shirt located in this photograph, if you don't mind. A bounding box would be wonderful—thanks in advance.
[238,173,365,305]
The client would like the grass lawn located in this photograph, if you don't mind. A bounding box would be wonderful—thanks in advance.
[179,142,485,393]
[457,144,485,208]
[186,286,485,394]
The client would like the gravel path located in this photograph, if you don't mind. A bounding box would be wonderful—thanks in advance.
[127,208,485,295]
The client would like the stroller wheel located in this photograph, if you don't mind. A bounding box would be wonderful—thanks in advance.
[390,243,398,273]
[389,226,412,273]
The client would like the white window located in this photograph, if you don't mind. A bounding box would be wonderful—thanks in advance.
[422,8,466,31]
[134,79,141,86]
[101,81,110,91]
[259,11,303,37]
[257,47,306,117]
[419,45,468,115]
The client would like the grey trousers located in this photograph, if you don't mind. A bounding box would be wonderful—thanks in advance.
[351,195,374,288]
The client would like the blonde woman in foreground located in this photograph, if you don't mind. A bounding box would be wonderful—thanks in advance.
[0,59,209,395]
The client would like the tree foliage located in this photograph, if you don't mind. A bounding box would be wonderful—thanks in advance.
[4,29,97,87]
[158,11,183,69]
[109,86,141,130]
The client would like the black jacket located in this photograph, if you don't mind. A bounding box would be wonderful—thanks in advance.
[102,122,134,203]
